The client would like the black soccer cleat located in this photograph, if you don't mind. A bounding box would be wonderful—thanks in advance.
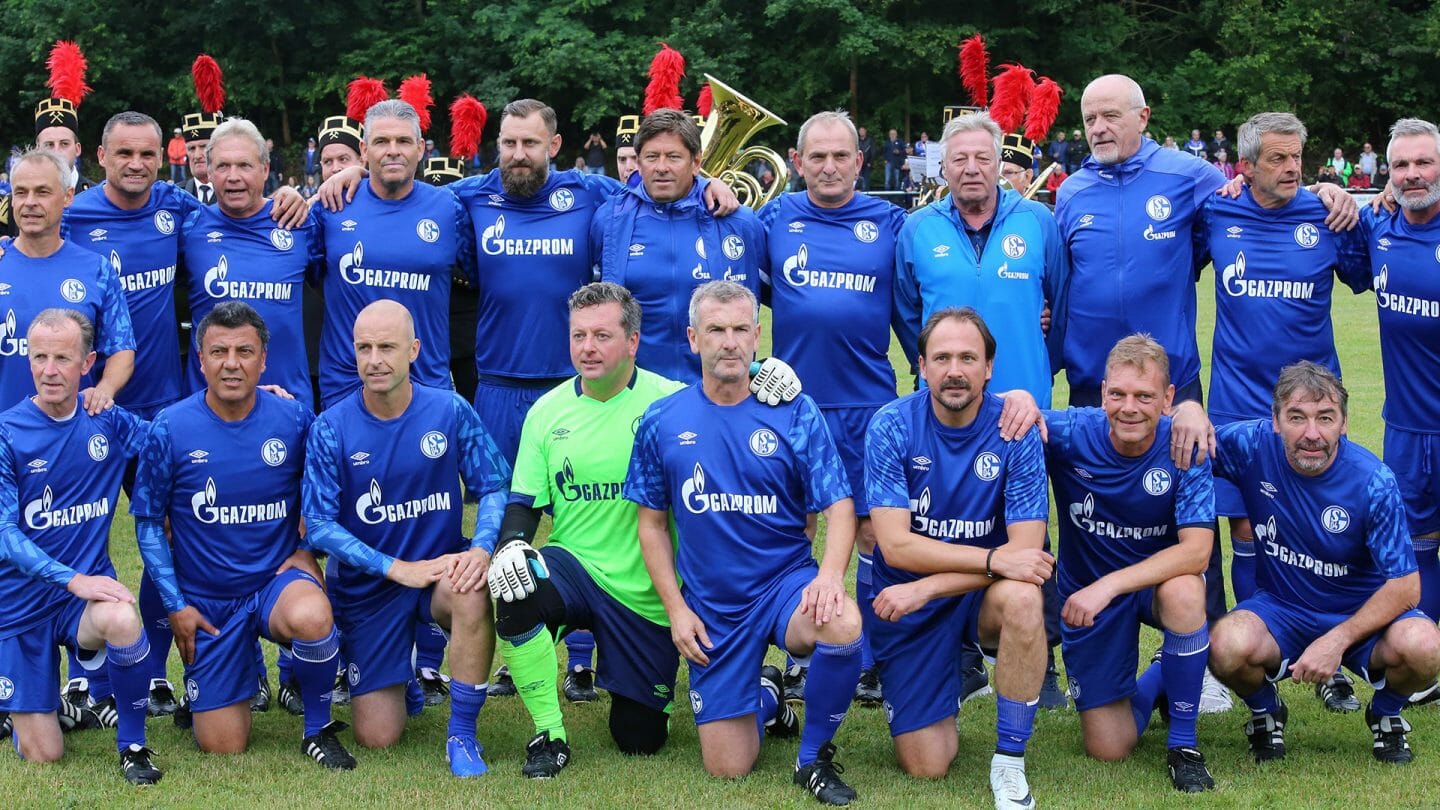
[331,673,351,706]
[563,665,599,703]
[783,663,807,703]
[1243,699,1287,763]
[302,720,358,770]
[90,695,119,729]
[1366,703,1414,765]
[1039,661,1069,710]
[1316,672,1361,713]
[120,743,163,786]
[62,677,91,710]
[418,667,450,707]
[0,711,9,740]
[1408,681,1440,709]
[488,665,516,697]
[147,679,178,717]
[761,665,799,738]
[251,676,272,713]
[521,730,571,779]
[853,667,883,706]
[794,741,857,806]
[278,678,305,716]
[1167,746,1216,793]
[57,697,103,733]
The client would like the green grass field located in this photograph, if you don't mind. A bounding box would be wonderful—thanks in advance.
[3,266,1437,808]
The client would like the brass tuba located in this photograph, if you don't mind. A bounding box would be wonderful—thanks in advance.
[698,74,789,209]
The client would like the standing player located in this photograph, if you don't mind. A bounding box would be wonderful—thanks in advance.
[625,281,863,805]
[302,300,509,777]
[1202,111,1371,711]
[1209,362,1440,763]
[0,309,159,784]
[864,307,1050,809]
[759,110,907,704]
[1045,335,1216,792]
[129,301,355,769]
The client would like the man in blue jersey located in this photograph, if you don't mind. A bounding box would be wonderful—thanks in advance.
[0,149,135,414]
[760,110,908,705]
[864,307,1051,810]
[595,109,764,383]
[0,308,159,784]
[1202,111,1371,712]
[180,119,322,412]
[1208,362,1440,764]
[302,299,510,777]
[130,301,355,769]
[626,281,863,805]
[1044,335,1216,792]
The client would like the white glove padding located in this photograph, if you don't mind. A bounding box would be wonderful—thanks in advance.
[486,540,549,603]
[749,357,803,406]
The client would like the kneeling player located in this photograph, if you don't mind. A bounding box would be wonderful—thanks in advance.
[1209,362,1440,763]
[302,300,510,777]
[1045,336,1216,792]
[625,282,863,805]
[863,307,1051,810]
[131,302,354,769]
[0,309,159,784]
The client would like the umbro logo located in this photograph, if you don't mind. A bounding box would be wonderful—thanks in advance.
[932,244,951,258]
[187,449,209,463]
[788,222,805,233]
[629,243,645,257]
[341,219,358,231]
[1260,481,1277,499]
[0,283,10,295]
[350,451,371,465]
[911,455,931,471]
[206,231,224,242]
[551,428,571,437]
[1074,467,1093,479]
[88,228,107,239]
[1226,226,1243,238]
[26,458,47,472]
[488,194,504,206]
[678,431,697,446]
[1077,214,1095,228]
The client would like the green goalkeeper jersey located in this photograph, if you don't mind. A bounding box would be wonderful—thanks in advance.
[511,367,683,625]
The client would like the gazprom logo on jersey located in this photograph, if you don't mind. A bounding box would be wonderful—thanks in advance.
[355,478,453,525]
[1221,252,1315,299]
[1254,513,1349,577]
[24,485,110,531]
[1068,492,1168,540]
[0,310,27,357]
[204,255,295,301]
[480,215,575,256]
[909,486,995,540]
[1373,264,1440,317]
[679,463,777,515]
[113,248,177,293]
[338,241,432,290]
[555,457,621,502]
[781,244,877,292]
[190,477,289,525]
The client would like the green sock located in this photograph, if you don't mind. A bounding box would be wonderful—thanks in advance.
[499,627,567,742]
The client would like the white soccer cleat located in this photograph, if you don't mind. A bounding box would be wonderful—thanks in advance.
[1199,668,1233,714]
[989,753,1036,809]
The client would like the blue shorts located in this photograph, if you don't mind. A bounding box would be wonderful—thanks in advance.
[685,563,814,725]
[865,587,985,736]
[821,406,879,516]
[1236,590,1430,686]
[1384,425,1440,537]
[474,377,561,465]
[545,545,678,712]
[1060,589,1160,711]
[0,597,106,714]
[335,581,442,698]
[184,569,322,712]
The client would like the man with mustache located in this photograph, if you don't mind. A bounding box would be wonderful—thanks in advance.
[1208,362,1440,764]
[863,306,1050,809]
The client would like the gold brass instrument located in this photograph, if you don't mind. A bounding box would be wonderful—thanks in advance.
[698,74,789,209]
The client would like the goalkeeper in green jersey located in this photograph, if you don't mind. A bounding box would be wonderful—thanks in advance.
[487,282,800,778]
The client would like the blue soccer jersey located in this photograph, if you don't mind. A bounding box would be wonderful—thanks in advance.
[1044,408,1215,597]
[1055,139,1225,394]
[595,180,765,383]
[301,384,510,614]
[758,191,908,408]
[65,182,201,412]
[129,390,312,608]
[180,201,322,410]
[1359,208,1440,432]
[624,387,850,615]
[863,391,1048,589]
[1214,420,1415,615]
[0,241,136,410]
[313,182,476,405]
[0,397,147,637]
[451,170,621,379]
[1204,189,1369,420]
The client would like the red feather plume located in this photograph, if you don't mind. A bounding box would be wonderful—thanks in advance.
[643,42,686,115]
[398,74,435,133]
[696,83,713,118]
[989,64,1033,133]
[191,55,225,114]
[346,76,389,122]
[449,95,487,160]
[1024,77,1063,143]
[45,40,91,105]
[958,34,988,108]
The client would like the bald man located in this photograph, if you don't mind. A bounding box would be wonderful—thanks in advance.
[301,300,511,776]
